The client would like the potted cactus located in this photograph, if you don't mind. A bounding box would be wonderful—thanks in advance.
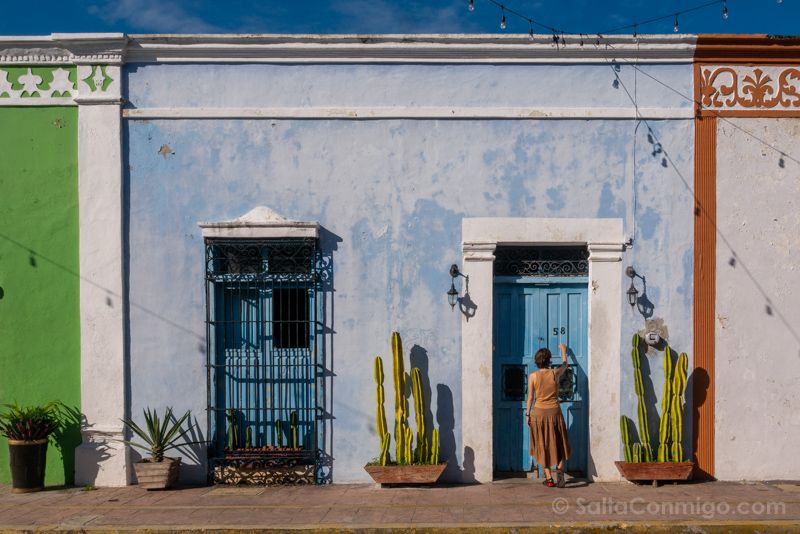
[0,402,63,493]
[615,334,694,485]
[364,332,446,486]
[121,407,194,490]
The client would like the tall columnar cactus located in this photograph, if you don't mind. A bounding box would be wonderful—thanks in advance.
[631,334,653,462]
[670,352,688,462]
[290,410,299,449]
[391,332,408,463]
[620,416,633,463]
[430,428,439,465]
[245,426,253,449]
[657,346,674,462]
[404,425,413,466]
[632,442,642,463]
[226,409,238,450]
[379,432,391,466]
[276,420,284,447]
[374,356,390,459]
[411,367,427,463]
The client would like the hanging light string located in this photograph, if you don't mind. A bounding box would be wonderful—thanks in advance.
[472,0,753,36]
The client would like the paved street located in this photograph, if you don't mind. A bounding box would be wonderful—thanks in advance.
[1,479,800,532]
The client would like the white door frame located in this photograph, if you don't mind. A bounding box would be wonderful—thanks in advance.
[460,217,625,482]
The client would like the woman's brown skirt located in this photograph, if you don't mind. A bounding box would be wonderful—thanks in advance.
[528,406,572,468]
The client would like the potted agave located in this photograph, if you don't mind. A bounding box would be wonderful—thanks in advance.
[364,332,446,486]
[615,334,694,486]
[122,407,194,490]
[0,402,62,493]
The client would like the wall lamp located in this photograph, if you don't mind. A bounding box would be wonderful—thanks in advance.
[447,264,468,309]
[625,266,639,307]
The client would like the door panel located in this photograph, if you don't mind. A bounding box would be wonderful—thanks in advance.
[493,282,588,476]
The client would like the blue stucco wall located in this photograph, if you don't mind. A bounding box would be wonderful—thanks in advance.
[125,62,694,483]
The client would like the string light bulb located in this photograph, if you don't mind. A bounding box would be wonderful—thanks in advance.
[528,22,535,41]
[722,0,728,19]
[500,8,507,30]
[673,13,679,32]
[468,0,474,12]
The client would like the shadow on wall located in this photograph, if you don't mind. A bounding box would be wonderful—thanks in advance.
[687,367,710,479]
[462,446,476,483]
[318,227,341,484]
[52,404,82,486]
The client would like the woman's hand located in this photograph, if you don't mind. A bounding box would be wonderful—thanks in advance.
[559,343,567,354]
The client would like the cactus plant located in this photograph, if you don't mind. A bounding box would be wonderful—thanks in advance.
[276,420,284,447]
[226,409,238,450]
[290,410,299,449]
[657,346,674,462]
[404,425,413,466]
[631,334,653,462]
[411,367,427,463]
[370,332,442,467]
[622,332,692,466]
[391,332,408,463]
[245,426,253,449]
[620,416,633,463]
[374,356,390,461]
[379,432,391,466]
[430,428,439,465]
[670,352,688,462]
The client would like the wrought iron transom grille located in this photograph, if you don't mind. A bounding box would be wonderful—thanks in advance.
[205,238,322,485]
[493,246,589,277]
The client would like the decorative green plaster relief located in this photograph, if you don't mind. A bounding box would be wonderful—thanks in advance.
[0,66,77,99]
[81,65,113,93]
[0,107,81,486]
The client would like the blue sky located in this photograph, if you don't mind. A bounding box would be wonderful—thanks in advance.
[0,0,797,36]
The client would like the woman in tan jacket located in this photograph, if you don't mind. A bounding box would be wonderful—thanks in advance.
[526,343,572,488]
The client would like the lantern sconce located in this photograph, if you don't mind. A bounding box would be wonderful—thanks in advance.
[447,264,468,310]
[625,266,639,307]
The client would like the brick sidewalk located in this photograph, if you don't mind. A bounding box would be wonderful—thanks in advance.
[1,479,800,532]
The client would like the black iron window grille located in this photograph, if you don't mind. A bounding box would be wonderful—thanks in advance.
[493,246,589,277]
[205,238,322,485]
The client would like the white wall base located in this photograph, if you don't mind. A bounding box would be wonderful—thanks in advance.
[74,429,130,487]
[461,218,625,483]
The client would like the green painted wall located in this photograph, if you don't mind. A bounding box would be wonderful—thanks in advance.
[0,106,81,486]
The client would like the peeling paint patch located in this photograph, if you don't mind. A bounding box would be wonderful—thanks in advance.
[158,144,174,158]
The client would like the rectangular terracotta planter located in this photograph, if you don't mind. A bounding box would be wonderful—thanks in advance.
[134,457,181,490]
[615,461,694,482]
[364,463,447,485]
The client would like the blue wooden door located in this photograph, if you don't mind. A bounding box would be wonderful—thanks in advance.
[493,281,588,475]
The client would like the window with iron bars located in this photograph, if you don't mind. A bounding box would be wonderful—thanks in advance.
[204,238,321,483]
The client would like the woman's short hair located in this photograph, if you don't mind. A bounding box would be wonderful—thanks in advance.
[534,348,552,369]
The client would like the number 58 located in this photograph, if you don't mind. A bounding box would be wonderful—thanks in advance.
[552,327,565,336]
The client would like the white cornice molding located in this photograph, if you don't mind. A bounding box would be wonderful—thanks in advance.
[199,206,320,239]
[0,33,695,65]
[126,33,695,64]
[123,106,693,120]
[0,33,127,65]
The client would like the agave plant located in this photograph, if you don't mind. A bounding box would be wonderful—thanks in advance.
[0,402,62,441]
[121,407,193,463]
